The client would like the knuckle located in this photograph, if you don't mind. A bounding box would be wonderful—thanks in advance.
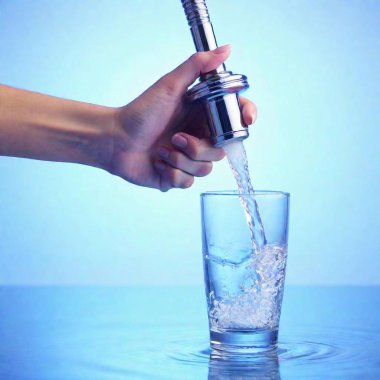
[182,176,195,189]
[213,148,225,161]
[166,82,180,97]
[169,168,193,189]
[170,151,181,167]
[187,143,200,160]
[168,168,181,187]
[189,52,202,67]
[197,162,213,177]
[159,177,171,192]
[158,75,180,97]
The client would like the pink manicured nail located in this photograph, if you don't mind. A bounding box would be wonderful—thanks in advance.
[172,134,188,149]
[212,44,231,55]
[158,147,170,159]
[154,161,166,171]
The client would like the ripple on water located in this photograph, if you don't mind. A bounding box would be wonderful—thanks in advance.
[73,324,380,379]
[164,325,380,376]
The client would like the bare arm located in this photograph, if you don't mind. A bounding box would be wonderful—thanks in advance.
[0,85,115,168]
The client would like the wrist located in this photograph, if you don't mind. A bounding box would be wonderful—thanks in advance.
[73,103,118,171]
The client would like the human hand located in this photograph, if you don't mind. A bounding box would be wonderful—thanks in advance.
[107,45,257,191]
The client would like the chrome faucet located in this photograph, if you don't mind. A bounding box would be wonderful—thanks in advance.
[181,0,250,147]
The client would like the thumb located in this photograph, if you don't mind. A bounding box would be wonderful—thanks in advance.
[160,45,231,95]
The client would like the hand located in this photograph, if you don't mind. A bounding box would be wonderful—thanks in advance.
[107,45,257,191]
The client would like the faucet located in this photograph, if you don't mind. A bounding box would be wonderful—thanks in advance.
[181,0,250,147]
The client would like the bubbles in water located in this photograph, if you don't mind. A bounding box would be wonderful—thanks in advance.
[208,244,287,330]
[214,141,287,332]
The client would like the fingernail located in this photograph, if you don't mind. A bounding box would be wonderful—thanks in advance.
[172,134,187,149]
[154,161,166,172]
[158,147,170,159]
[212,44,231,55]
[250,113,255,125]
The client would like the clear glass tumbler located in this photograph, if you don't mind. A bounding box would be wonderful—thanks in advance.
[201,191,290,353]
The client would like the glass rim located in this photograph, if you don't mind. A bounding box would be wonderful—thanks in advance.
[200,190,290,198]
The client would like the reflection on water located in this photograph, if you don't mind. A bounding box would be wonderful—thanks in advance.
[166,326,380,379]
[209,349,280,379]
[0,286,380,379]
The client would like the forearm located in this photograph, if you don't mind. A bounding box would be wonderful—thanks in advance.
[0,85,116,168]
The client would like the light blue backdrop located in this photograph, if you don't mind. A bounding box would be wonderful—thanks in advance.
[1,0,379,285]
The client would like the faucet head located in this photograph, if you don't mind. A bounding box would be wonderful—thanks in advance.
[187,71,250,147]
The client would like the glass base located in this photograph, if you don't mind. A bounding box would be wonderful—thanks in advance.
[210,328,278,354]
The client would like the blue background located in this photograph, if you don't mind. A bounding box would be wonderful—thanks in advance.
[0,0,379,285]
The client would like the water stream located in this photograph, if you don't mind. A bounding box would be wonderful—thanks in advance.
[223,140,267,251]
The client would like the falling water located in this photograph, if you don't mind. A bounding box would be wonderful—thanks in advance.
[223,140,267,251]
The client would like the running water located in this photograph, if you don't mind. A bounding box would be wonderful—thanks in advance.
[223,140,266,251]
[203,140,288,332]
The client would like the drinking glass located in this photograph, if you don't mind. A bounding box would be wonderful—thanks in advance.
[201,191,290,353]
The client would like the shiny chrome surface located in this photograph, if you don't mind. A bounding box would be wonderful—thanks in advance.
[181,0,250,146]
[187,72,249,101]
[204,93,249,147]
[181,0,217,51]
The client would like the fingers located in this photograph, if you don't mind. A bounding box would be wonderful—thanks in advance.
[157,147,213,177]
[153,132,225,192]
[240,96,257,126]
[159,45,231,96]
[154,160,194,191]
[171,133,225,162]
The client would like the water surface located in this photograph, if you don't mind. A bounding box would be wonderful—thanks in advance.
[0,286,379,379]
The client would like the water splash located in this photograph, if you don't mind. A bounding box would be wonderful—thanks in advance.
[208,244,287,330]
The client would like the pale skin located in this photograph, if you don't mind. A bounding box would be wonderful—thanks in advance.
[0,45,257,191]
